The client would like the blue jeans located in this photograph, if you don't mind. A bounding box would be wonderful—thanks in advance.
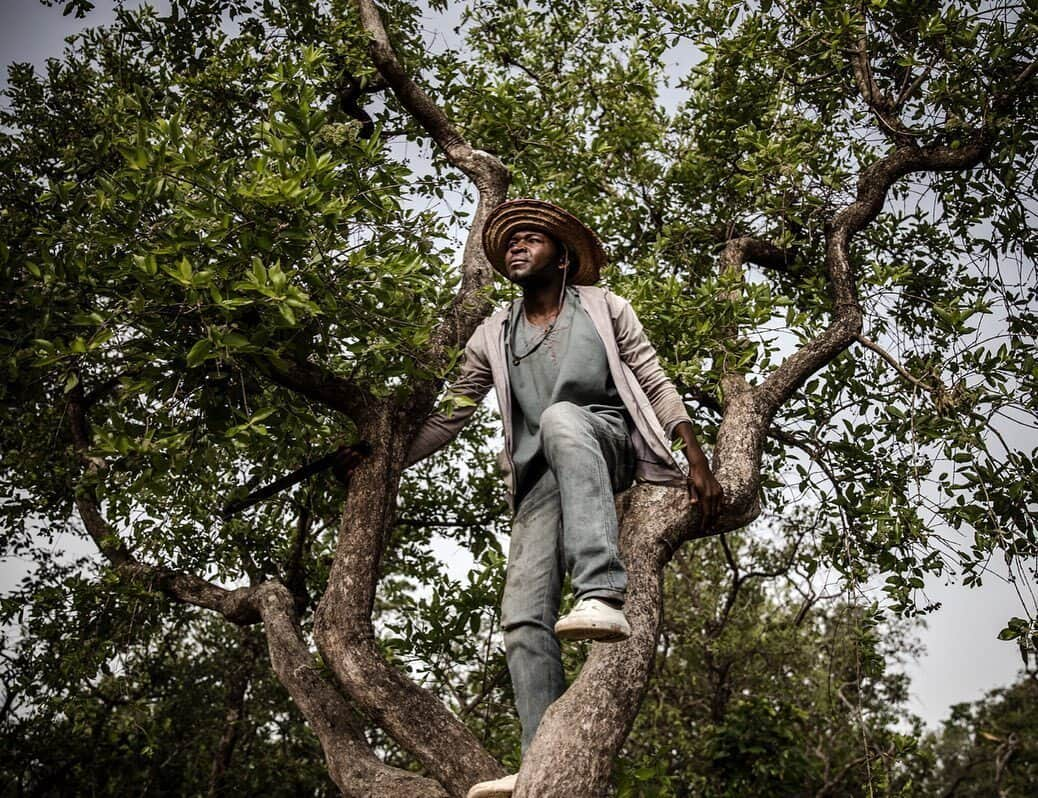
[500,402,635,753]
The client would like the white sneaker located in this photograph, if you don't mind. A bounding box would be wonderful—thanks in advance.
[467,773,517,798]
[554,598,631,642]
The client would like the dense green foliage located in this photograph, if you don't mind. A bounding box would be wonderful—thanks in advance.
[1,0,1036,794]
[917,676,1038,796]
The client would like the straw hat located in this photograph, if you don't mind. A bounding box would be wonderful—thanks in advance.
[482,198,607,285]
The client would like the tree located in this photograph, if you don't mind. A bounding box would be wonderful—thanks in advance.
[912,674,1038,797]
[1,0,1035,795]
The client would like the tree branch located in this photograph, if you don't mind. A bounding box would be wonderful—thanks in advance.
[721,235,798,273]
[458,665,509,717]
[758,138,990,419]
[253,354,368,419]
[352,0,506,186]
[70,383,445,795]
[254,580,449,798]
[351,0,510,377]
[855,333,937,393]
[314,406,506,796]
[66,387,262,625]
[848,30,917,147]
[221,442,370,520]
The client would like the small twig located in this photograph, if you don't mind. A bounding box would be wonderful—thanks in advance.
[854,333,935,393]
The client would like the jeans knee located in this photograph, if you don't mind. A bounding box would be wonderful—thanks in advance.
[503,621,540,656]
[539,402,587,450]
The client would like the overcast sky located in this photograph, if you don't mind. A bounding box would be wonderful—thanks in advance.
[0,0,1031,729]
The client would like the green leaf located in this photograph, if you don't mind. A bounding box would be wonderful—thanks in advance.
[186,339,213,367]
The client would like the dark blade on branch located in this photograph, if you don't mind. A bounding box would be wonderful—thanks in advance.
[221,442,372,519]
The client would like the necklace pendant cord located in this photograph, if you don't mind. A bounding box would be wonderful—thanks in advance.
[506,284,567,366]
[508,317,557,365]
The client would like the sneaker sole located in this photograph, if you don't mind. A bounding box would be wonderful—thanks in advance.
[554,621,630,642]
[468,783,516,798]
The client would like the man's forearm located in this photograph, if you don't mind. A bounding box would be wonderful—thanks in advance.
[404,401,480,468]
[672,420,709,469]
[671,419,723,529]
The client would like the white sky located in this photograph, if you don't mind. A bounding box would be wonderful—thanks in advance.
[0,0,1030,730]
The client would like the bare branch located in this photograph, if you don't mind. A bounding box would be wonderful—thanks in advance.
[855,333,936,393]
[222,442,370,519]
[284,494,315,602]
[894,59,936,110]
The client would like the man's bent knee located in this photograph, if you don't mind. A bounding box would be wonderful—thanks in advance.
[539,402,590,447]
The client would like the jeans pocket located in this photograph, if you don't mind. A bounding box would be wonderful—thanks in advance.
[610,433,636,493]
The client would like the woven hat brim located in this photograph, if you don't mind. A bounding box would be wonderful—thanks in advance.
[482,199,606,285]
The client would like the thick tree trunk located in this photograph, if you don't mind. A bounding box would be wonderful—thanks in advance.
[314,406,506,797]
[255,580,450,798]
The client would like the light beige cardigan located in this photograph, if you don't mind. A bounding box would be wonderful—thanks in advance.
[406,285,690,505]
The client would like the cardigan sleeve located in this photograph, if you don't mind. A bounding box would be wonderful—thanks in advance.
[404,323,495,467]
[606,291,692,438]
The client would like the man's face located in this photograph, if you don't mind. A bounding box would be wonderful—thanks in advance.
[504,228,563,285]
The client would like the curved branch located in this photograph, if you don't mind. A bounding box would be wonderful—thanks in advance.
[351,0,510,368]
[314,406,505,796]
[67,388,262,624]
[351,0,507,188]
[69,386,443,796]
[758,139,989,419]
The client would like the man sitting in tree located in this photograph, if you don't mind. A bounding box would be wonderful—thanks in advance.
[406,199,723,797]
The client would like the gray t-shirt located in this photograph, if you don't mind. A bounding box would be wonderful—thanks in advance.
[507,287,627,500]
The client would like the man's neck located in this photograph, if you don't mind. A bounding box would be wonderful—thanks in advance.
[521,275,567,324]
